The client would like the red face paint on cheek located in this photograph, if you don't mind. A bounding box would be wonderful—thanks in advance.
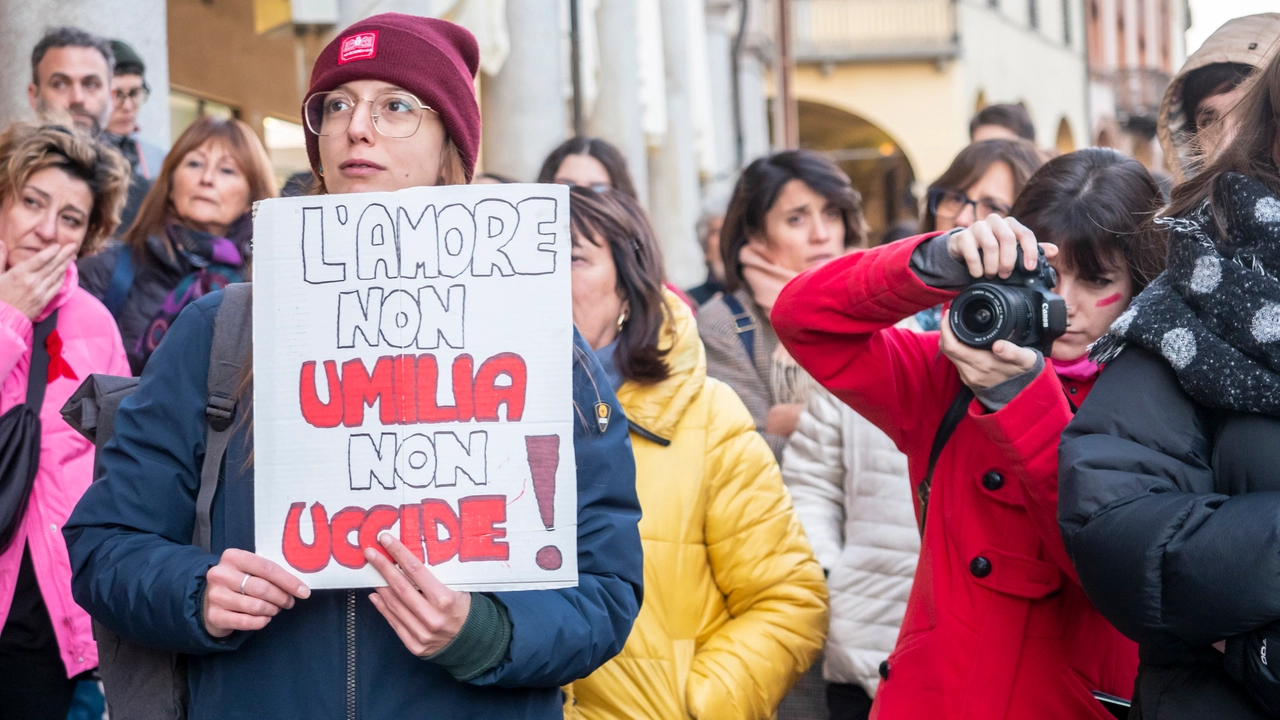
[1095,292,1123,308]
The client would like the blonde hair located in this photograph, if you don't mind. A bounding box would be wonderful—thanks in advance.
[0,122,130,255]
[126,116,277,258]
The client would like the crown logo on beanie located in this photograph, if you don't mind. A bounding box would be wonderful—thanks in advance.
[338,31,378,64]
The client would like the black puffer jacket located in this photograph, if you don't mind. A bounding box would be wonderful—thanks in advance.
[1060,345,1280,719]
[78,234,249,376]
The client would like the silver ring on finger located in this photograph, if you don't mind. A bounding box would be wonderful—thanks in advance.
[240,573,252,595]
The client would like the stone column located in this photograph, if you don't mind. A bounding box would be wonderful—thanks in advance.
[479,0,568,182]
[648,0,706,287]
[588,0,649,205]
[737,0,773,162]
[704,0,738,181]
[0,0,170,148]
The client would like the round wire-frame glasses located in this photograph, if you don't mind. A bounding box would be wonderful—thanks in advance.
[303,90,436,139]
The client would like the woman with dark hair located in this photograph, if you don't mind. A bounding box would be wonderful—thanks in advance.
[563,186,827,720]
[63,15,642,719]
[921,138,1044,235]
[0,122,130,718]
[697,149,867,460]
[914,139,1043,330]
[537,136,638,198]
[771,147,1164,718]
[1060,46,1280,720]
[78,115,277,374]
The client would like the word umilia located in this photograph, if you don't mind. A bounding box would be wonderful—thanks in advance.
[299,352,527,428]
[281,497,509,573]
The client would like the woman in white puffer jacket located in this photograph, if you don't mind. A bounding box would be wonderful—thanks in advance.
[782,385,920,720]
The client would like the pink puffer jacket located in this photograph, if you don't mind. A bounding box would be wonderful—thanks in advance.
[0,262,128,677]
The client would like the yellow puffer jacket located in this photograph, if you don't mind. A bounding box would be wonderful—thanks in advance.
[568,291,829,720]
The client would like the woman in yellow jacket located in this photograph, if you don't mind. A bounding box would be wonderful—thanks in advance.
[564,186,828,719]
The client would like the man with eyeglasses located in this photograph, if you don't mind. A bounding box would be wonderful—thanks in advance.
[27,28,155,234]
[104,39,166,182]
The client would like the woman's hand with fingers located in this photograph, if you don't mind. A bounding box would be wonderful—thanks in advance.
[202,548,312,638]
[946,215,1057,280]
[940,311,1040,390]
[366,532,471,657]
[0,243,78,319]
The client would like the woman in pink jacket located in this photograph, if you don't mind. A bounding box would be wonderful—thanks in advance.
[0,122,130,719]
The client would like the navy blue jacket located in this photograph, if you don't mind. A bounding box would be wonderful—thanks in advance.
[64,292,643,720]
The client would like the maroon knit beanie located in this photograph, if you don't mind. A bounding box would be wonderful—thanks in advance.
[305,13,481,181]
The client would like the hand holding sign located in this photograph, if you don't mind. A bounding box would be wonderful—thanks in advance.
[202,548,312,638]
[366,532,470,656]
[253,183,578,591]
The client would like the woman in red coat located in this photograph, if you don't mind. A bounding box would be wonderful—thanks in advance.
[772,149,1163,720]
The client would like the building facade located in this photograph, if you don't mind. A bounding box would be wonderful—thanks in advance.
[1084,0,1188,171]
[790,0,1091,240]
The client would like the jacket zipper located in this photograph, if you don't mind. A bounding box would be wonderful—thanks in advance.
[346,589,356,720]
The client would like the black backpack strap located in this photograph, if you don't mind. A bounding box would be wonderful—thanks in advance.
[916,385,974,536]
[104,248,135,318]
[719,292,757,359]
[26,310,58,410]
[192,284,253,552]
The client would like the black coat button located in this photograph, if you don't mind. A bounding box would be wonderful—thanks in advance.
[970,556,992,578]
[982,471,1004,491]
[879,660,890,680]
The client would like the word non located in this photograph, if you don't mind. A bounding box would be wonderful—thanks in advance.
[349,430,487,490]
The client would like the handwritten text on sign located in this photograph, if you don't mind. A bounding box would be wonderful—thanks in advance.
[252,184,576,590]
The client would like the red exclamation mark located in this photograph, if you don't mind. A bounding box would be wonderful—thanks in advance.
[525,435,562,570]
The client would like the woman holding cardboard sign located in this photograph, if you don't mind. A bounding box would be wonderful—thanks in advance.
[63,14,643,719]
[561,186,828,719]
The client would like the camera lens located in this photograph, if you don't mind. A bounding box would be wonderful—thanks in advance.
[961,302,997,335]
[949,284,1035,349]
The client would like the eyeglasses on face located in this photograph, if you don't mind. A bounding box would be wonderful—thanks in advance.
[928,187,1012,221]
[303,90,436,139]
[113,85,150,106]
[559,180,610,194]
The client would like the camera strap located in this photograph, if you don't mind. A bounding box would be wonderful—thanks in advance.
[916,385,974,537]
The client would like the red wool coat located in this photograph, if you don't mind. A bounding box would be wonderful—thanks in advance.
[771,235,1137,720]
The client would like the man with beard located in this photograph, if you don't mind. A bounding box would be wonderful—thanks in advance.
[28,26,152,233]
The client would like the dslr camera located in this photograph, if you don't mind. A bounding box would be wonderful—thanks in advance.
[947,245,1067,353]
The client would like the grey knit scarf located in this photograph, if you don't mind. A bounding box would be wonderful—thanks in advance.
[1092,173,1280,417]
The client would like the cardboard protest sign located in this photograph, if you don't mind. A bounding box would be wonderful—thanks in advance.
[252,184,577,591]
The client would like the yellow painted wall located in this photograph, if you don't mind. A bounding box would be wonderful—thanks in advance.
[793,61,967,185]
[168,0,328,138]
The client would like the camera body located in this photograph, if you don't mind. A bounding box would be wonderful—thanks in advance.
[948,245,1067,354]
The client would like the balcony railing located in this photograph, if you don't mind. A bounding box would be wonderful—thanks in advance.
[792,0,958,63]
[1102,68,1172,132]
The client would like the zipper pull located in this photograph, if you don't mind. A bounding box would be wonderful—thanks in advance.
[594,402,610,433]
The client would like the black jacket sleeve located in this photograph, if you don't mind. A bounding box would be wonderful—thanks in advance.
[1059,345,1280,648]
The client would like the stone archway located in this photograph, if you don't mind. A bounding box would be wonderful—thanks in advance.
[798,100,919,244]
[1056,118,1076,154]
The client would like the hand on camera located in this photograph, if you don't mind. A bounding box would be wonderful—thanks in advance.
[946,214,1058,280]
[940,309,1040,391]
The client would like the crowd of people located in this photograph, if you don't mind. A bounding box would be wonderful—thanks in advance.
[0,9,1279,720]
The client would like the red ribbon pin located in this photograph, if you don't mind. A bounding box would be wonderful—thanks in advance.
[45,329,77,383]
